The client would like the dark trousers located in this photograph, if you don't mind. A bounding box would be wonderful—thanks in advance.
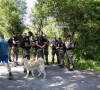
[44,49,49,64]
[52,50,59,64]
[33,49,37,60]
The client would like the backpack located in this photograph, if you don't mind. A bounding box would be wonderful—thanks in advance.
[8,38,13,47]
[20,38,25,48]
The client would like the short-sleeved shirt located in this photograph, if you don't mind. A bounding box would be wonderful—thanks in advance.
[45,39,49,49]
[58,41,64,47]
[23,36,31,50]
[32,38,39,50]
[50,40,59,50]
[36,36,46,49]
[0,39,9,58]
[12,36,18,47]
[58,41,65,50]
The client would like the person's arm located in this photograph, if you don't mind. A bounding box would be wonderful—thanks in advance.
[13,40,19,44]
[8,47,11,59]
[41,40,47,49]
[25,42,31,47]
[70,41,74,49]
[36,41,41,48]
[31,42,36,47]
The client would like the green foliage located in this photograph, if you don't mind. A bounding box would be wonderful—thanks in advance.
[0,0,27,39]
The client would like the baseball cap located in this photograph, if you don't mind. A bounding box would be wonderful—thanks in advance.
[67,35,71,37]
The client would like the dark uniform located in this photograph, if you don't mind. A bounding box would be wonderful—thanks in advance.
[58,41,65,67]
[36,36,46,59]
[11,36,19,62]
[22,36,31,60]
[65,40,74,70]
[32,37,38,60]
[51,40,59,64]
[44,39,49,64]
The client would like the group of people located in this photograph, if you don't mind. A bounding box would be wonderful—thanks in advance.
[0,31,74,80]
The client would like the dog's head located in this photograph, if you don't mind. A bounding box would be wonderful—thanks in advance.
[37,57,44,61]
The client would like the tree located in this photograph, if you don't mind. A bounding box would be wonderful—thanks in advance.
[30,0,100,60]
[0,0,27,37]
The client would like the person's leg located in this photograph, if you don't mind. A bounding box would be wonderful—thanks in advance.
[23,49,30,73]
[66,51,74,71]
[15,48,19,65]
[4,63,11,73]
[60,51,64,67]
[45,49,49,65]
[52,50,55,64]
[41,49,44,59]
[11,49,15,62]
[68,54,73,70]
[56,50,59,64]
[33,49,36,60]
[3,56,13,80]
[37,49,42,58]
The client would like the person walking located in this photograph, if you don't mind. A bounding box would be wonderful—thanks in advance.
[0,34,13,80]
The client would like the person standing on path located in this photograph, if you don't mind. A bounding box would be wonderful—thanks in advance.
[0,34,13,80]
[50,37,59,64]
[65,35,74,71]
[11,32,19,67]
[31,34,39,60]
[56,37,65,67]
[43,35,49,65]
[36,31,46,59]
[20,31,33,73]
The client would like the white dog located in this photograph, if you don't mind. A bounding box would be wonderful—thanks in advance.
[23,57,46,78]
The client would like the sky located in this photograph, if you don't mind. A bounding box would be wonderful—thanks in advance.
[25,0,37,25]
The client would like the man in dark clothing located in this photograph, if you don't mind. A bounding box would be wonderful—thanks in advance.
[50,37,59,64]
[22,31,33,60]
[36,31,46,59]
[11,32,19,66]
[43,35,49,65]
[22,31,33,73]
[56,38,65,67]
[31,34,38,60]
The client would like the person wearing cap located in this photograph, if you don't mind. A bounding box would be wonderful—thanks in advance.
[0,34,13,80]
[11,32,19,67]
[22,31,33,73]
[65,35,74,71]
[56,37,65,67]
[36,31,46,59]
[43,35,49,65]
[50,36,59,64]
[31,34,38,60]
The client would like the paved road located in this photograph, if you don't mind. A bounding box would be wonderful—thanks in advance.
[0,59,100,90]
